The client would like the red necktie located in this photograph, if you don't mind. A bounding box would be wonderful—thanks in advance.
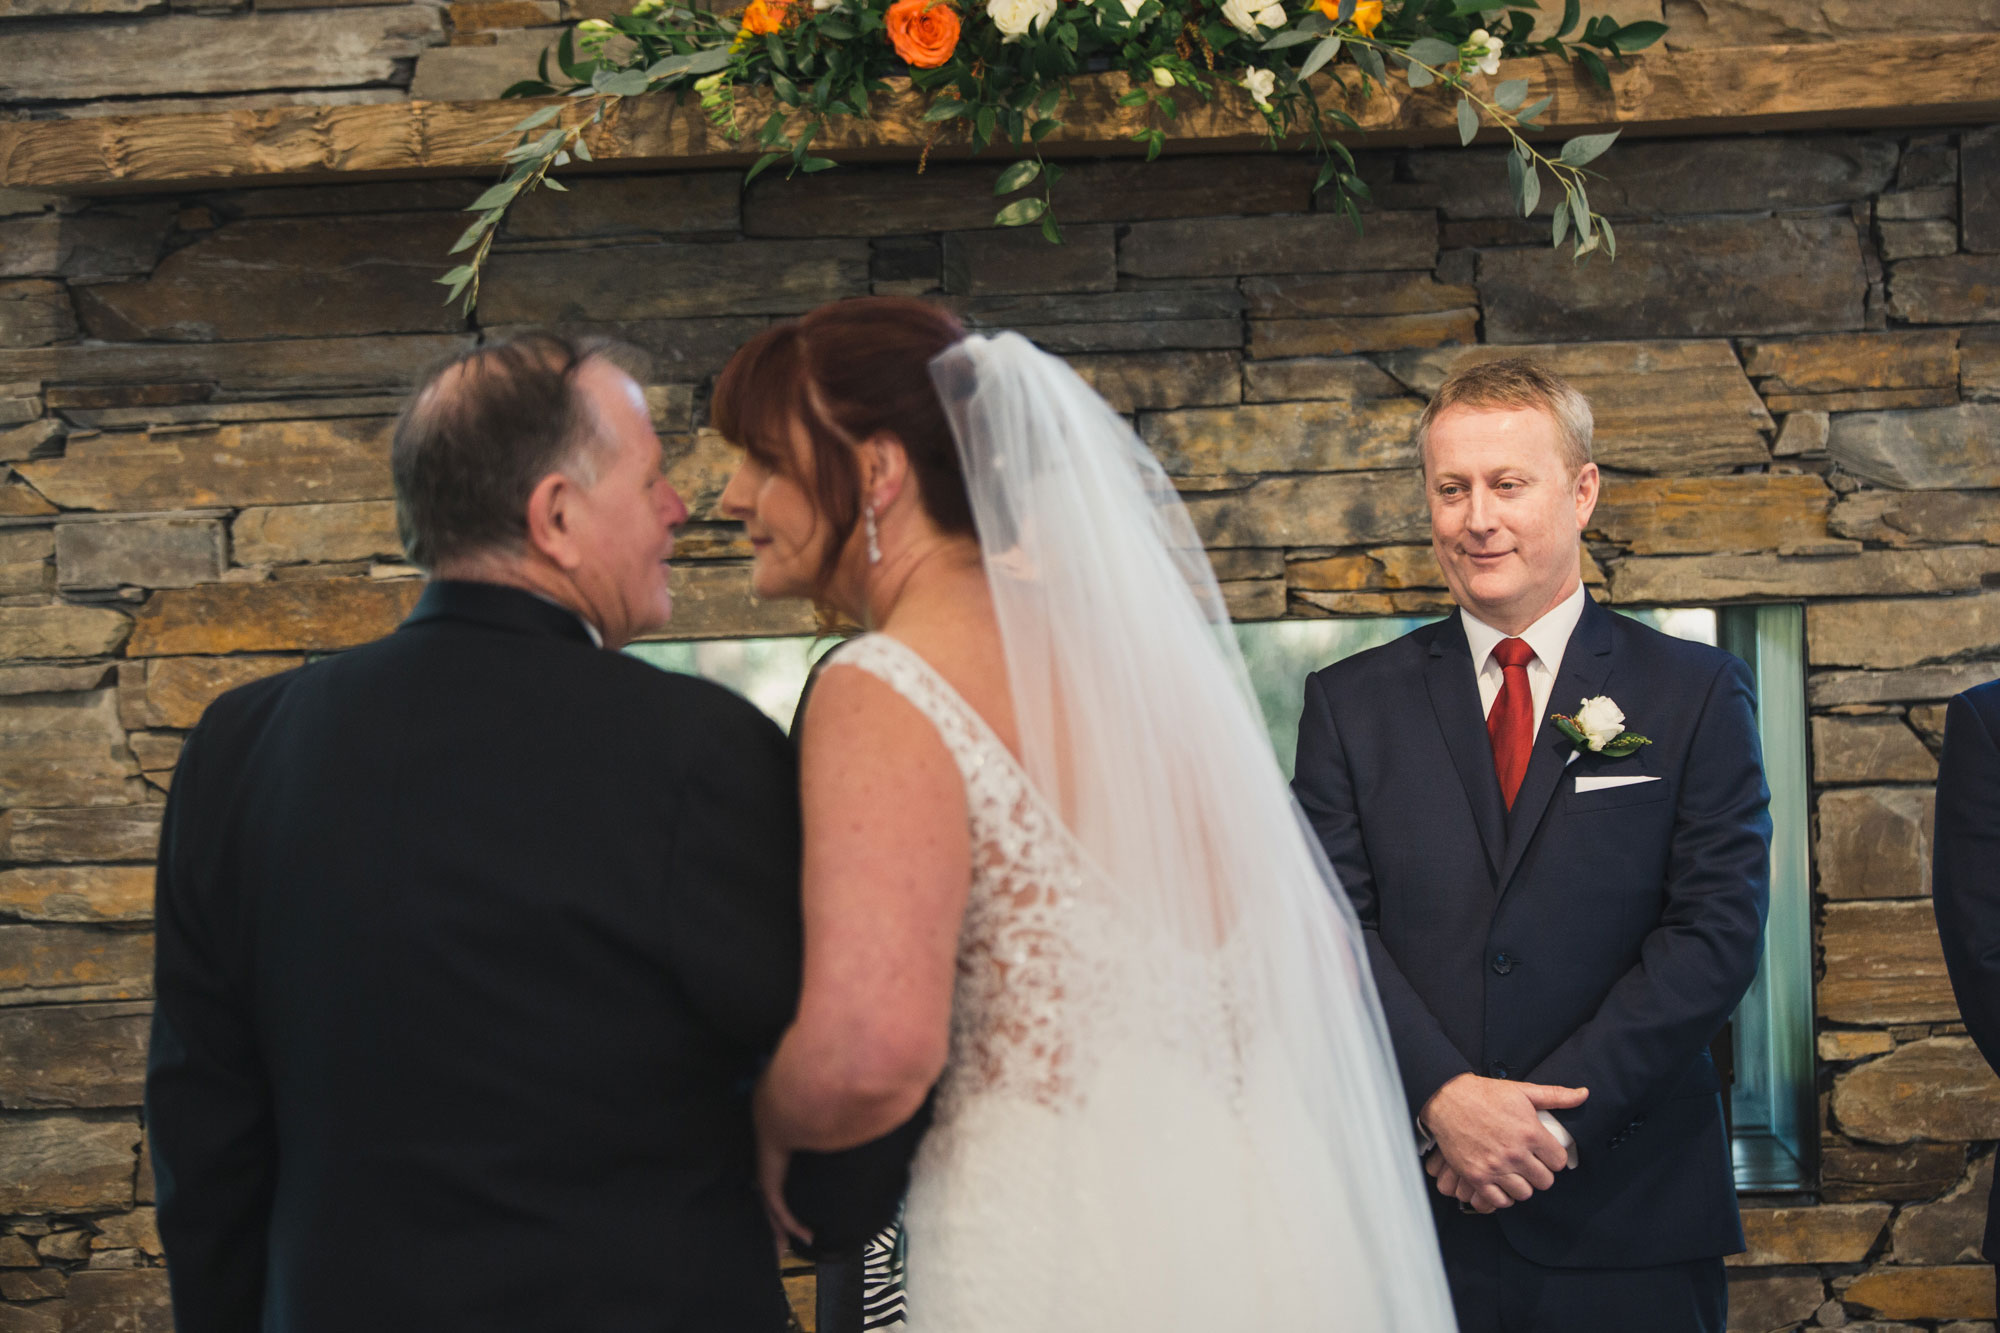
[1488,638,1537,809]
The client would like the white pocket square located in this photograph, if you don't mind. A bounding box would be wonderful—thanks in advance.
[1575,774,1660,793]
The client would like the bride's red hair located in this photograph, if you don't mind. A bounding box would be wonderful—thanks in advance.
[712,296,974,590]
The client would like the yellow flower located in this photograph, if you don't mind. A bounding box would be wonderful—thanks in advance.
[1312,0,1380,35]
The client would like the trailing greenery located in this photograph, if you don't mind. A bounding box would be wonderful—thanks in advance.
[438,0,1664,311]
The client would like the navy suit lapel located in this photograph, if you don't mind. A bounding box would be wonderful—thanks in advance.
[1423,614,1506,878]
[1497,595,1617,893]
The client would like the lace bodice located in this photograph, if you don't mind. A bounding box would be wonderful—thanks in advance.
[829,633,1104,1120]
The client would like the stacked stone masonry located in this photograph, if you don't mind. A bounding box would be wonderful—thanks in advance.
[6,14,2000,1332]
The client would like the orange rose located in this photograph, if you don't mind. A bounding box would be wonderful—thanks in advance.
[1313,0,1380,35]
[739,0,795,37]
[886,0,961,68]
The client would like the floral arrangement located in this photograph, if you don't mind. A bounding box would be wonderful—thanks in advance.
[1554,695,1652,757]
[438,0,1665,310]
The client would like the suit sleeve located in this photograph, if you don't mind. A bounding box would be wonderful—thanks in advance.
[662,699,807,1050]
[145,721,276,1333]
[665,693,929,1248]
[1524,655,1771,1150]
[1293,669,1474,1119]
[1933,692,2000,1072]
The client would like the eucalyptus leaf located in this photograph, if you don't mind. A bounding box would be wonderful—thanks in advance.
[1261,27,1325,50]
[1300,35,1342,80]
[1600,215,1617,258]
[1353,44,1387,82]
[448,211,499,254]
[1494,78,1529,111]
[468,180,522,211]
[1521,160,1540,215]
[436,264,476,286]
[1558,129,1619,166]
[1456,96,1478,146]
[572,135,593,161]
[1551,197,1570,248]
[1506,147,1523,209]
[995,197,1048,226]
[799,156,837,172]
[1407,37,1458,68]
[647,44,733,78]
[1404,58,1434,89]
[541,177,568,191]
[511,105,562,133]
[1514,93,1551,123]
[593,68,652,96]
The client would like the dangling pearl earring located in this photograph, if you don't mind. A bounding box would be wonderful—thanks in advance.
[864,502,882,565]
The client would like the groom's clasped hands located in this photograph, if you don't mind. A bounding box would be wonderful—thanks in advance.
[1420,1072,1588,1214]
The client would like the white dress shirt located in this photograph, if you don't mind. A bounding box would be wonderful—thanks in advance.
[1423,581,1588,1172]
[1461,581,1588,726]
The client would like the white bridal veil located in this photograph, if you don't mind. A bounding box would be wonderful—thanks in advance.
[927,332,1457,1329]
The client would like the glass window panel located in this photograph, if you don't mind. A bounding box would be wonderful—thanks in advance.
[631,602,1811,1192]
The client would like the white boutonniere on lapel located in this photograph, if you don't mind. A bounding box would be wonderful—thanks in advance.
[1551,695,1652,759]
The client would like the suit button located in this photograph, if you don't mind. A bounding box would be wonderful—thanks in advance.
[1489,1061,1511,1079]
[1491,952,1515,976]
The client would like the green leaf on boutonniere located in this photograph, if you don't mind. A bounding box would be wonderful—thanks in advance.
[1552,713,1653,758]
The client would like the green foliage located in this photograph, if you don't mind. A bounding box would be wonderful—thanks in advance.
[440,0,1663,309]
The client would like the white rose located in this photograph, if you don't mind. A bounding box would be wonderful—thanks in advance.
[1574,695,1625,752]
[988,0,1057,41]
[1242,67,1276,110]
[1152,65,1175,87]
[1220,0,1277,36]
[1465,27,1503,76]
[812,0,843,11]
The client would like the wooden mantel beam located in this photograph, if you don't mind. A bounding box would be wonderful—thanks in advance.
[4,32,1999,194]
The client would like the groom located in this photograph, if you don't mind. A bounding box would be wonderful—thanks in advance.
[146,334,913,1332]
[1293,359,1770,1332]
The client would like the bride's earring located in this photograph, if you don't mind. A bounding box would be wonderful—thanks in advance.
[864,502,882,565]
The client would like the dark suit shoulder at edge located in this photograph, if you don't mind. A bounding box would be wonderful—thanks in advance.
[1304,621,1438,692]
[1955,676,2000,726]
[1600,610,1743,682]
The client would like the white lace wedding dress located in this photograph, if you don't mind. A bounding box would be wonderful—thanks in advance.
[809,332,1456,1331]
[833,633,1380,1330]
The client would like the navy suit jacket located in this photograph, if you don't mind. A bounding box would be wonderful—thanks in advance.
[1293,593,1770,1268]
[1931,678,2000,1259]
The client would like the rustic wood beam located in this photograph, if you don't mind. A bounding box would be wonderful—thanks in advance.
[4,32,1999,194]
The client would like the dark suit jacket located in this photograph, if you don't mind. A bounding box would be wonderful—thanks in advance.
[1931,678,2000,1259]
[146,580,904,1333]
[1293,594,1770,1268]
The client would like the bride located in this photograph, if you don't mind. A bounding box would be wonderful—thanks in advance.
[714,296,1456,1330]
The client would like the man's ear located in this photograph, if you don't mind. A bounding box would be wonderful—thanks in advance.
[1572,461,1601,530]
[525,471,584,571]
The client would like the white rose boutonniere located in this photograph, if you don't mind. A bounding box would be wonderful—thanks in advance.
[1551,695,1652,758]
[988,0,1057,41]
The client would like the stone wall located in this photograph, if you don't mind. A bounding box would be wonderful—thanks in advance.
[4,80,2000,1333]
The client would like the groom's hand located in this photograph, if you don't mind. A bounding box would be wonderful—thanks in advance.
[1420,1073,1587,1213]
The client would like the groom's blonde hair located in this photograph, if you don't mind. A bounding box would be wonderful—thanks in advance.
[1415,357,1594,478]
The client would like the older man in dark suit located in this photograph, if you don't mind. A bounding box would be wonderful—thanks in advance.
[1932,678,2000,1309]
[146,334,913,1333]
[1293,358,1771,1333]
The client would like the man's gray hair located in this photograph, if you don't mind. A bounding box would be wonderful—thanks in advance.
[1414,357,1594,476]
[390,333,645,571]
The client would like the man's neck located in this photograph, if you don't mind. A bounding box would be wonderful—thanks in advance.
[431,558,604,647]
[1463,575,1583,640]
